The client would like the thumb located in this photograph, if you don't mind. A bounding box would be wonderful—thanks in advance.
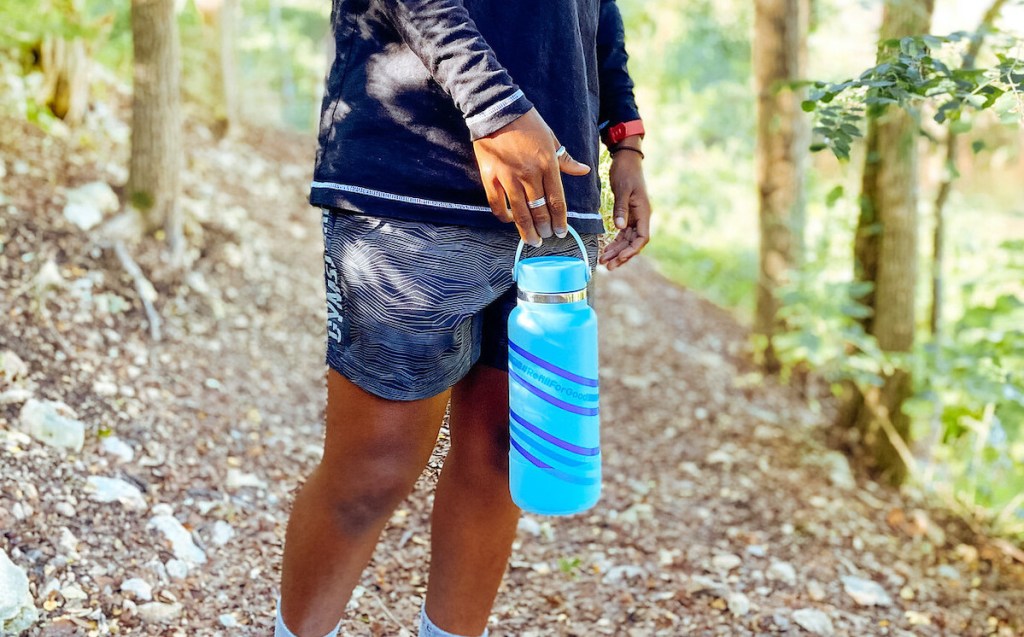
[554,142,591,176]
[613,188,630,229]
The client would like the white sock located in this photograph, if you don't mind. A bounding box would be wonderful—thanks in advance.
[275,599,341,637]
[419,606,489,637]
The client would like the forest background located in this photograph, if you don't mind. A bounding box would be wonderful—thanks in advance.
[1,0,1023,594]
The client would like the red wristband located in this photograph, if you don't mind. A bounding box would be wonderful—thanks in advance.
[602,119,645,145]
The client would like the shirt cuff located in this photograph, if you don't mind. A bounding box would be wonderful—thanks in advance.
[464,89,535,140]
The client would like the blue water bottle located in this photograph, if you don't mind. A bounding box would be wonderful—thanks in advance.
[508,227,601,516]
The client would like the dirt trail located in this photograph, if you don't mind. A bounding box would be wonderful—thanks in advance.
[1,119,1022,637]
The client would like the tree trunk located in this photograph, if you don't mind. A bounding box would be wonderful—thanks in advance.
[753,0,810,370]
[128,0,183,255]
[37,36,91,125]
[197,0,239,136]
[843,0,934,486]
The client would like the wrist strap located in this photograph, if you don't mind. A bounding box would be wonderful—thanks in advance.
[610,146,645,160]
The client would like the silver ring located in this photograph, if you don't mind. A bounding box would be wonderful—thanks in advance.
[555,145,567,159]
[527,197,547,209]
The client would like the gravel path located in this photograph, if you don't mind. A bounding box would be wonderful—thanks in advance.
[1,117,1023,637]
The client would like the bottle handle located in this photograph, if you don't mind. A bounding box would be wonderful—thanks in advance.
[512,226,591,283]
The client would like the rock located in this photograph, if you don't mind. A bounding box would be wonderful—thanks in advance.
[0,351,29,386]
[792,608,834,636]
[19,399,85,452]
[136,601,182,624]
[767,561,798,587]
[54,502,76,518]
[0,549,38,634]
[602,565,646,584]
[121,578,153,601]
[745,544,767,558]
[841,575,892,607]
[937,564,960,581]
[60,584,87,602]
[820,451,856,490]
[711,553,742,572]
[0,388,33,405]
[165,559,189,580]
[727,592,751,617]
[34,259,65,294]
[211,520,235,546]
[147,514,207,564]
[225,468,267,491]
[56,527,80,559]
[86,476,147,510]
[806,580,827,602]
[517,516,542,537]
[63,181,119,231]
[218,613,239,628]
[100,436,135,463]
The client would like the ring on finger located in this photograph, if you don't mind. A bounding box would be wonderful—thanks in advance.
[555,146,567,160]
[527,197,547,210]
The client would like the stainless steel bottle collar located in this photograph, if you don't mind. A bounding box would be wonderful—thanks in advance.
[516,288,588,304]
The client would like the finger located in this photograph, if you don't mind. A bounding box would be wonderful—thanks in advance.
[612,185,631,230]
[599,230,632,264]
[483,173,513,223]
[612,227,650,266]
[507,183,541,247]
[542,160,569,238]
[523,181,553,239]
[553,139,591,176]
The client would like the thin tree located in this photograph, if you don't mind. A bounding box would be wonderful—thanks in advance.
[127,0,183,256]
[841,0,935,485]
[753,0,810,369]
[930,0,1010,337]
[196,0,239,136]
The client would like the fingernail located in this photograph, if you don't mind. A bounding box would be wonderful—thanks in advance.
[555,227,568,238]
[616,217,626,229]
[531,238,543,248]
[538,223,553,239]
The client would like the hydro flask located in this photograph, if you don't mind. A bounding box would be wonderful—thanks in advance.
[508,227,601,515]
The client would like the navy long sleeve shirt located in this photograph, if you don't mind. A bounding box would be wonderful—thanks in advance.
[310,0,641,234]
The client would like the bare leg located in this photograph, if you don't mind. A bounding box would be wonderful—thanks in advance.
[425,364,520,635]
[279,370,450,636]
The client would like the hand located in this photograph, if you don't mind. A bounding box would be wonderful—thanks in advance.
[599,141,652,270]
[473,108,591,247]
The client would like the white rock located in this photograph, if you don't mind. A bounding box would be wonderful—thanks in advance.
[60,584,87,602]
[517,516,542,537]
[86,476,147,510]
[56,527,80,558]
[226,468,267,490]
[218,613,238,628]
[63,202,104,231]
[55,502,76,518]
[19,399,85,452]
[602,565,646,584]
[727,592,751,617]
[806,580,827,601]
[34,259,65,293]
[147,514,207,564]
[0,351,29,385]
[136,601,182,624]
[711,553,742,572]
[100,436,135,463]
[211,520,235,546]
[937,564,960,581]
[821,451,856,490]
[92,380,119,397]
[0,549,38,634]
[63,181,119,231]
[767,561,798,587]
[121,578,153,601]
[0,388,33,405]
[841,575,892,607]
[792,608,834,636]
[165,559,189,580]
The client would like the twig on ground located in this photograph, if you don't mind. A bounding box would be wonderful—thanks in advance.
[369,590,413,636]
[111,240,162,341]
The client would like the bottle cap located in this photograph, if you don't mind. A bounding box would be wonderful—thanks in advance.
[515,257,589,294]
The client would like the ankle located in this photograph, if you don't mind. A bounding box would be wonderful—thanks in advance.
[419,607,488,637]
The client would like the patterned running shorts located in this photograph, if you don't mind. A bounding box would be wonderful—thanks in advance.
[321,209,600,401]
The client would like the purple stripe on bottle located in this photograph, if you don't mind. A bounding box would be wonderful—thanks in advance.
[509,370,600,417]
[508,341,599,387]
[510,437,551,469]
[510,410,600,456]
[511,435,601,486]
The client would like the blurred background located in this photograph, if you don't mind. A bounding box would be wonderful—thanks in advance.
[1,0,1023,565]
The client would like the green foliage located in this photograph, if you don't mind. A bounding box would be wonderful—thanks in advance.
[803,33,1024,159]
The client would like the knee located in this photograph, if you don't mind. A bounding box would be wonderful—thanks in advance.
[315,461,417,537]
[448,427,511,486]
